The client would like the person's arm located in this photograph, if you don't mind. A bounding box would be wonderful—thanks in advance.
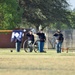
[44,35,46,41]
[36,32,40,35]
[26,33,30,36]
[32,35,34,43]
[44,33,46,42]
[53,33,58,36]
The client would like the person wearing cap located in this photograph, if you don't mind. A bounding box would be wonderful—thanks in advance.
[36,29,46,52]
[53,30,64,53]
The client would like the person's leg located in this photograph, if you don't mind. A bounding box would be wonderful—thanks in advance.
[38,41,41,52]
[40,42,44,52]
[16,42,21,52]
[56,42,59,53]
[29,43,33,52]
[40,42,43,52]
[16,42,18,52]
[59,42,62,53]
[18,42,21,52]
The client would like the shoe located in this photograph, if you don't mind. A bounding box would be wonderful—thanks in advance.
[40,51,46,53]
[43,51,46,53]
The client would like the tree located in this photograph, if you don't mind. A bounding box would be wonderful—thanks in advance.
[0,0,23,29]
[69,10,75,29]
[19,0,71,30]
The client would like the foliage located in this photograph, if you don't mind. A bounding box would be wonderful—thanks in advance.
[0,0,23,29]
[70,10,75,29]
[19,0,71,30]
[0,0,75,30]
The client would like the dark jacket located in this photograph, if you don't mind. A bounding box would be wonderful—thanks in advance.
[36,32,46,42]
[53,32,64,43]
[26,33,34,44]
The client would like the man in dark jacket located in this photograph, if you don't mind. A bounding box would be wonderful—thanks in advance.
[53,30,64,53]
[26,30,34,44]
[36,29,46,52]
[26,30,34,52]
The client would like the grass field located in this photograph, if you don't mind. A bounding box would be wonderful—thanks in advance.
[0,48,75,75]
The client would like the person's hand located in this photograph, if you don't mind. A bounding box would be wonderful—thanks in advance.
[56,40,59,43]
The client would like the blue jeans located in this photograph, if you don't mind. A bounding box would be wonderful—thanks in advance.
[56,42,62,53]
[38,41,44,52]
[16,41,21,52]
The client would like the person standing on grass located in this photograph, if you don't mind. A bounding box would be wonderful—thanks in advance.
[11,30,26,52]
[36,29,46,53]
[26,30,35,52]
[53,30,64,53]
[26,30,34,44]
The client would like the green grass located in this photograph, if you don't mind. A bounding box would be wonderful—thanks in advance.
[0,48,75,75]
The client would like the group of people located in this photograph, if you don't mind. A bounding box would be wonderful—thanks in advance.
[11,29,46,53]
[26,29,46,53]
[11,29,64,53]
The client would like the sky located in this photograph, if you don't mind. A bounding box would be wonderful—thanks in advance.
[68,0,75,9]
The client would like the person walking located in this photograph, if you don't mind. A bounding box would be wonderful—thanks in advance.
[53,30,64,53]
[36,29,46,53]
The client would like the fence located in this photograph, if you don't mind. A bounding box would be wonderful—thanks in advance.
[0,29,75,49]
[44,29,75,49]
[0,30,27,48]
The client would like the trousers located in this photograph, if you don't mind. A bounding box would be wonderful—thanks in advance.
[16,41,21,52]
[56,42,62,53]
[38,41,44,52]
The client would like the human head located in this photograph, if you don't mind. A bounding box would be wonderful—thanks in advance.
[39,29,43,33]
[29,30,33,34]
[23,29,26,32]
[57,30,61,33]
